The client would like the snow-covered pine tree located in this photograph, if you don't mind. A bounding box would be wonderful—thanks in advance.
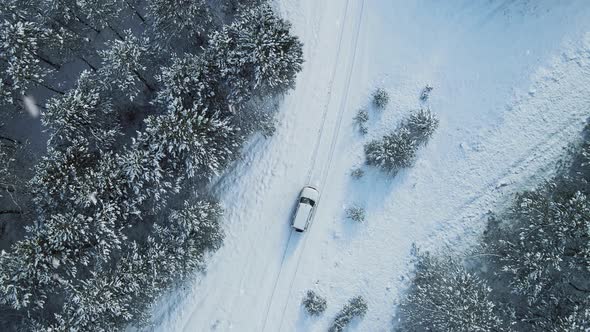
[0,198,124,315]
[155,54,221,112]
[549,305,590,332]
[146,0,213,44]
[233,101,278,138]
[302,290,327,316]
[582,144,590,169]
[420,84,433,101]
[354,109,369,135]
[0,71,12,108]
[485,188,590,310]
[143,99,241,180]
[48,242,153,332]
[1,146,132,321]
[153,199,224,277]
[31,142,95,213]
[396,252,505,332]
[0,135,18,204]
[208,3,303,104]
[30,137,156,229]
[43,71,118,150]
[346,206,365,223]
[3,0,101,67]
[117,137,178,212]
[30,145,128,243]
[233,4,303,95]
[404,108,439,145]
[0,236,54,311]
[0,0,103,105]
[0,18,62,105]
[49,197,224,331]
[350,167,364,179]
[99,30,156,100]
[41,0,125,35]
[0,134,33,217]
[365,127,417,173]
[372,88,389,110]
[329,296,368,332]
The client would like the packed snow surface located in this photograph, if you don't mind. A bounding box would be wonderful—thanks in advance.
[153,1,590,331]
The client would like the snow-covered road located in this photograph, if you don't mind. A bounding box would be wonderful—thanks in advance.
[152,1,590,331]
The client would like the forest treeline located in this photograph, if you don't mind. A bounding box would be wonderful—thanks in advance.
[395,124,590,331]
[0,0,303,330]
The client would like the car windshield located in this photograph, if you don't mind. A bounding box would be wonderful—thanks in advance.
[300,197,315,206]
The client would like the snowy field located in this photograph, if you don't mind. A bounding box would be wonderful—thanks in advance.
[152,0,590,331]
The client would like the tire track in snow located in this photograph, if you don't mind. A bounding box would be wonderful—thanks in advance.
[262,0,366,330]
[204,1,344,326]
[258,1,352,330]
[425,112,587,252]
[303,4,352,186]
[259,1,355,329]
[422,55,590,253]
[182,1,333,326]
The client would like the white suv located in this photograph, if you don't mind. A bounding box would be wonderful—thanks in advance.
[292,186,319,232]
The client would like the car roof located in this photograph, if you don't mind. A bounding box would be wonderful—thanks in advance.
[293,202,312,230]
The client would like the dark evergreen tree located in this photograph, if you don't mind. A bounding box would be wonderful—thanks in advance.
[43,71,118,150]
[146,0,213,44]
[155,54,221,112]
[143,103,241,180]
[365,128,417,173]
[354,109,369,135]
[0,1,304,330]
[396,253,505,332]
[0,18,62,105]
[302,290,327,316]
[420,84,433,101]
[372,88,389,110]
[329,296,368,332]
[481,185,590,330]
[41,0,125,34]
[0,135,20,211]
[153,199,224,277]
[346,205,366,223]
[405,108,439,145]
[208,4,303,104]
[99,30,156,100]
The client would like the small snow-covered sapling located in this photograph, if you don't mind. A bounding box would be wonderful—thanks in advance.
[420,84,433,101]
[346,206,366,223]
[354,109,369,134]
[302,290,327,316]
[372,88,389,110]
[350,168,364,179]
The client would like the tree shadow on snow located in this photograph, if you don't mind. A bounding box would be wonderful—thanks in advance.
[338,165,412,240]
[294,303,320,331]
[349,166,410,210]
